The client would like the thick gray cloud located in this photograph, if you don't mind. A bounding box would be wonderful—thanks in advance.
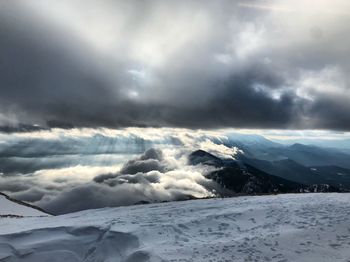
[120,148,166,174]
[93,148,166,184]
[0,0,350,130]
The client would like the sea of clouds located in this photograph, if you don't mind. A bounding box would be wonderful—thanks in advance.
[0,128,241,214]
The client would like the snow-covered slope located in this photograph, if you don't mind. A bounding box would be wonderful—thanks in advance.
[0,193,49,217]
[0,193,350,261]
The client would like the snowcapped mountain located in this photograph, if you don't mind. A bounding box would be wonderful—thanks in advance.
[0,193,349,261]
[0,192,49,217]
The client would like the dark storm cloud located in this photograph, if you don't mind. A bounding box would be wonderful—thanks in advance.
[1,1,350,130]
[155,67,302,129]
[0,3,120,128]
[0,124,48,133]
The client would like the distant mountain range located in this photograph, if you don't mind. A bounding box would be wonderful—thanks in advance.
[274,137,350,151]
[223,134,350,187]
[240,157,350,190]
[223,133,350,168]
[189,144,350,195]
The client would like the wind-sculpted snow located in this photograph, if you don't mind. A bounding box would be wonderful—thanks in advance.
[0,227,142,262]
[1,193,350,261]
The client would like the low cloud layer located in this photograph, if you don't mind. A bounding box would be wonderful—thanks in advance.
[0,129,240,214]
[1,1,350,130]
[34,148,220,214]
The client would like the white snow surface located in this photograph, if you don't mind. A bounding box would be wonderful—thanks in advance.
[0,193,350,261]
[0,195,48,217]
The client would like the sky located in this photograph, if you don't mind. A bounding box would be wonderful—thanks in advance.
[1,0,350,214]
[0,0,350,131]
